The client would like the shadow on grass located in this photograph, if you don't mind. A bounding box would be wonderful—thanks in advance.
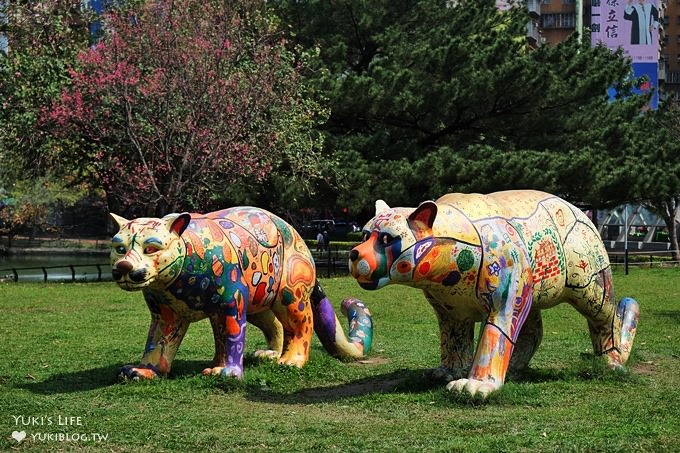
[15,364,124,394]
[653,310,680,323]
[510,353,643,384]
[243,367,442,404]
[16,354,641,405]
[239,356,643,406]
[15,359,211,394]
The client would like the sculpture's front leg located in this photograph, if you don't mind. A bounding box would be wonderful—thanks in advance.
[447,262,533,398]
[204,311,248,378]
[426,294,475,382]
[446,322,514,397]
[119,299,189,380]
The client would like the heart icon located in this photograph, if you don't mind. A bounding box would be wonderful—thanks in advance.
[11,430,26,443]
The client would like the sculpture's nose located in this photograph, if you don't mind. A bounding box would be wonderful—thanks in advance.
[349,249,359,262]
[115,260,133,274]
[112,260,133,280]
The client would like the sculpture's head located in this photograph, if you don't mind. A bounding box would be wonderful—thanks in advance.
[109,213,190,291]
[349,200,437,290]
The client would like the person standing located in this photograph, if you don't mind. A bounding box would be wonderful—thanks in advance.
[316,231,325,252]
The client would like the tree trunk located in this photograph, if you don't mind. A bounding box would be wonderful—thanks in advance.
[669,217,680,263]
[646,196,680,262]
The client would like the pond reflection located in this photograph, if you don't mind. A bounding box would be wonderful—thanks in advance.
[0,254,112,283]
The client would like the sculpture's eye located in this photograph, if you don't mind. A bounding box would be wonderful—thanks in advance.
[380,233,395,246]
[362,231,370,242]
[144,245,160,254]
[114,245,126,254]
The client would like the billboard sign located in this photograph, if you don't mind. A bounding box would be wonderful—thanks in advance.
[591,0,660,64]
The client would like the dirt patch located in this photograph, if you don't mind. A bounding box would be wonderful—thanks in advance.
[632,361,658,376]
[350,356,390,366]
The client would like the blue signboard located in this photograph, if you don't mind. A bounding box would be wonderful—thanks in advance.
[632,62,659,110]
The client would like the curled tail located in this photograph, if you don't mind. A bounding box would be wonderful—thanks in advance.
[616,297,640,364]
[311,281,373,359]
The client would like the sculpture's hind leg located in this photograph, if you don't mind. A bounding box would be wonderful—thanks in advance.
[272,286,314,367]
[567,268,639,367]
[508,309,543,375]
[248,310,284,360]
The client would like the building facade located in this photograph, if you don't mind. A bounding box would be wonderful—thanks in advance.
[663,0,680,99]
[529,1,680,101]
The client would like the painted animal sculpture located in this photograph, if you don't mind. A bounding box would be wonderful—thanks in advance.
[110,207,372,380]
[349,190,639,398]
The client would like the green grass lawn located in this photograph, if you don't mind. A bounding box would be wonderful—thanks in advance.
[1,267,679,452]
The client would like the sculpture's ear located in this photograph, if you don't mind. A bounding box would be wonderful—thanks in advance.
[408,201,437,231]
[375,200,391,215]
[164,213,191,236]
[110,213,129,230]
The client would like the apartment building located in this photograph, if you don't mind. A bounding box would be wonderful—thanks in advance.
[540,0,578,46]
[664,0,680,98]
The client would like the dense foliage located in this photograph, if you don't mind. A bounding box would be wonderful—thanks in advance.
[273,0,651,215]
[0,0,91,237]
[1,0,678,239]
[633,103,680,259]
[48,0,326,216]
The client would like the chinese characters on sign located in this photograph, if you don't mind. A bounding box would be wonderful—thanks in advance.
[591,0,660,62]
[592,0,660,109]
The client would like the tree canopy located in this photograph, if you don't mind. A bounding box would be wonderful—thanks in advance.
[47,0,326,216]
[628,102,680,259]
[0,0,92,236]
[2,0,678,236]
[272,0,652,215]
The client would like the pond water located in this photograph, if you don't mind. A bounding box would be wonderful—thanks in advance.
[0,253,112,283]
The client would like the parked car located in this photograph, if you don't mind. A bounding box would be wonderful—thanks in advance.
[301,220,352,241]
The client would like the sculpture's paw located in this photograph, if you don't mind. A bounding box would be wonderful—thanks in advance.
[446,378,500,399]
[277,355,306,368]
[605,352,625,370]
[118,365,159,381]
[254,349,281,361]
[202,366,243,379]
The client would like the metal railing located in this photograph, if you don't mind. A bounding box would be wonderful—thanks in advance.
[311,244,350,278]
[0,264,112,283]
[608,249,680,275]
[2,249,674,284]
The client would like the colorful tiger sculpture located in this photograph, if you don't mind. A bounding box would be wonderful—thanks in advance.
[110,207,372,380]
[349,190,639,398]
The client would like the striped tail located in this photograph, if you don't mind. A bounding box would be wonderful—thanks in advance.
[311,281,373,359]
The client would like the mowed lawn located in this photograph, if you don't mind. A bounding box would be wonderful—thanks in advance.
[1,267,679,452]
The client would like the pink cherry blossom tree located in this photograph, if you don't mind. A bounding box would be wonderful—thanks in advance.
[49,0,325,216]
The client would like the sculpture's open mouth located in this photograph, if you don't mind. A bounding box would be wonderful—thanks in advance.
[111,265,151,291]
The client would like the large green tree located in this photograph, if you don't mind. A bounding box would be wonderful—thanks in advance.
[630,102,680,260]
[0,0,92,239]
[273,0,649,216]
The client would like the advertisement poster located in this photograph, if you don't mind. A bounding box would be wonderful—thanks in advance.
[591,0,660,63]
